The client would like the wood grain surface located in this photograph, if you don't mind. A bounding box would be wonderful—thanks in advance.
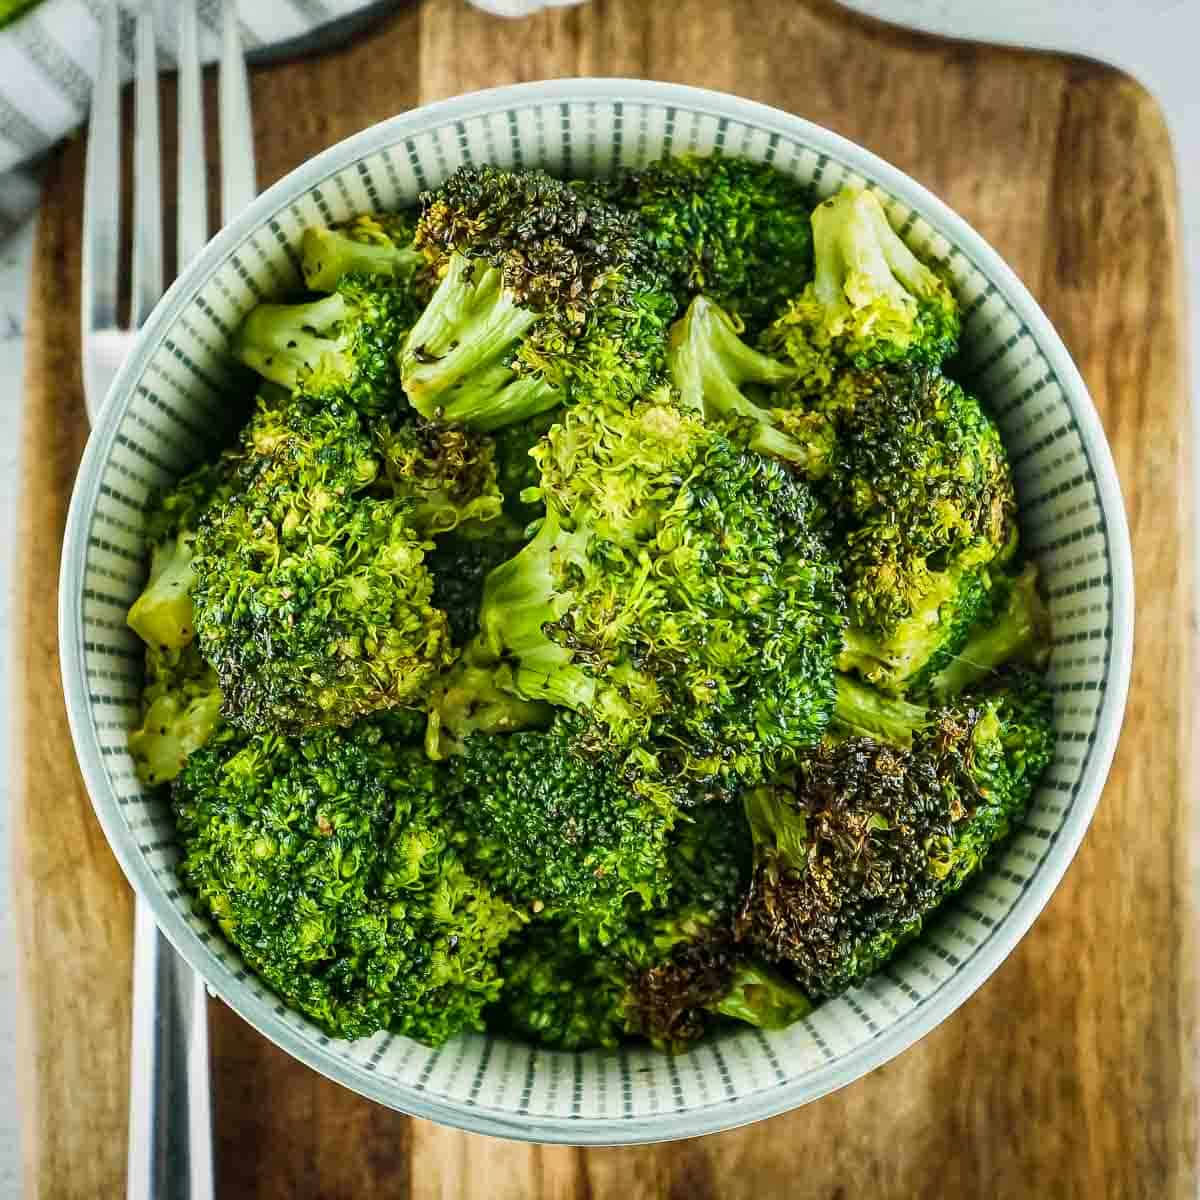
[12,1,1196,1196]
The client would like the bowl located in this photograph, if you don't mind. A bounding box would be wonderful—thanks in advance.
[59,78,1134,1143]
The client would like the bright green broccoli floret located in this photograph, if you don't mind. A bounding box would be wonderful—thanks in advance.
[597,154,815,333]
[763,186,960,392]
[128,643,222,786]
[127,456,241,651]
[447,388,843,794]
[738,671,1055,999]
[174,713,523,1044]
[299,212,423,292]
[234,256,423,416]
[190,394,453,733]
[668,295,829,470]
[399,166,675,430]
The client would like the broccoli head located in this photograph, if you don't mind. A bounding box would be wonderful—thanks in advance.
[398,165,675,430]
[763,186,960,392]
[127,456,239,651]
[597,153,815,333]
[738,671,1055,998]
[493,801,807,1050]
[174,713,523,1043]
[454,388,843,793]
[299,212,423,293]
[451,712,681,944]
[190,394,453,733]
[128,642,222,786]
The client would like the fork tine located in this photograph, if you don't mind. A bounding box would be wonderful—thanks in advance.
[218,0,256,223]
[130,1,163,327]
[80,1,121,347]
[176,0,208,268]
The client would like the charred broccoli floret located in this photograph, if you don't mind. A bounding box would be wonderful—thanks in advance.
[190,394,454,733]
[493,802,807,1051]
[597,153,815,333]
[763,186,960,392]
[399,165,675,430]
[174,713,523,1043]
[235,214,424,414]
[738,671,1054,998]
[442,388,843,793]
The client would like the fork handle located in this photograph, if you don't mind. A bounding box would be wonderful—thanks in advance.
[127,897,215,1200]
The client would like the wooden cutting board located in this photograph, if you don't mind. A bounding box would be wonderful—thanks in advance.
[13,1,1195,1196]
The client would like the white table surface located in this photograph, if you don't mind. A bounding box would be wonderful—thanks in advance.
[0,3,1196,1190]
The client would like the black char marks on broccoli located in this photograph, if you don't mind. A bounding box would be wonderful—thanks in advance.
[400,165,676,430]
[739,671,1055,998]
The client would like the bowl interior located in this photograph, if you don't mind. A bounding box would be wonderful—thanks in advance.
[61,81,1130,1143]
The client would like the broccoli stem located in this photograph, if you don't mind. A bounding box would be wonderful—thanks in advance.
[401,255,559,430]
[930,564,1049,700]
[232,292,350,389]
[127,532,198,650]
[300,226,422,292]
[832,673,928,748]
[713,961,812,1029]
[474,511,596,711]
[812,188,940,312]
[668,296,809,463]
[425,661,551,759]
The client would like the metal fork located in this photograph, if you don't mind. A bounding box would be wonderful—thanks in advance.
[80,2,257,1195]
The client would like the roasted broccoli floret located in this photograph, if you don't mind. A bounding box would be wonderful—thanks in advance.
[493,802,806,1050]
[127,456,240,651]
[597,154,815,333]
[738,671,1055,998]
[443,388,843,793]
[451,712,681,943]
[128,643,222,786]
[398,165,675,430]
[763,186,960,392]
[299,212,423,292]
[490,406,559,530]
[927,563,1050,700]
[668,294,827,470]
[819,367,1017,692]
[174,713,523,1043]
[231,226,424,415]
[190,394,453,733]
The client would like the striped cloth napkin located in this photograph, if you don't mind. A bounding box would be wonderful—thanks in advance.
[0,0,585,238]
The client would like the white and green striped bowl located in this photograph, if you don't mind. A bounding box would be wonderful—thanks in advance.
[59,79,1133,1143]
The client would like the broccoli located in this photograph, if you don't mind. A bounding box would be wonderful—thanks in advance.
[426,533,521,645]
[596,154,815,333]
[128,643,222,786]
[398,165,675,430]
[763,186,960,393]
[173,712,523,1043]
[234,215,425,415]
[490,406,559,530]
[451,712,681,944]
[447,388,843,793]
[299,213,424,293]
[127,456,240,651]
[738,671,1055,999]
[493,802,808,1051]
[819,367,1017,693]
[927,563,1050,700]
[190,394,453,733]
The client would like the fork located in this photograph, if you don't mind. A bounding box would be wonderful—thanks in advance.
[80,1,257,1195]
